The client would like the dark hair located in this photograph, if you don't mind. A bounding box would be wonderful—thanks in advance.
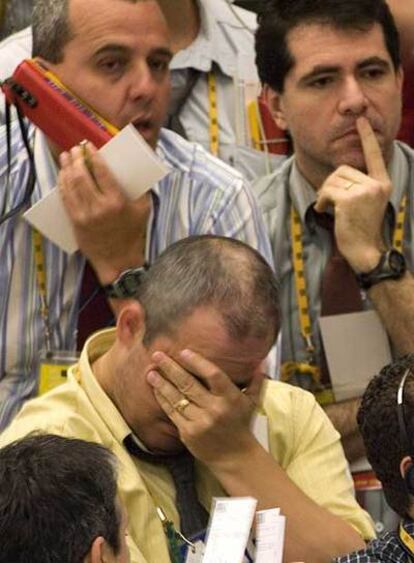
[358,355,414,517]
[0,433,121,563]
[255,0,401,93]
[135,235,280,346]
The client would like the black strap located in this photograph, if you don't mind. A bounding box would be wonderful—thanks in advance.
[0,99,37,226]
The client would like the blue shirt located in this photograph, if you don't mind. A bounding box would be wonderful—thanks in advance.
[0,121,273,429]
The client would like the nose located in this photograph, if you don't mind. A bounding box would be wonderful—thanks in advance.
[129,62,158,104]
[337,76,368,116]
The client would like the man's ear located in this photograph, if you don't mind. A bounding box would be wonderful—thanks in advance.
[116,301,146,349]
[400,455,413,480]
[85,536,114,563]
[262,84,288,131]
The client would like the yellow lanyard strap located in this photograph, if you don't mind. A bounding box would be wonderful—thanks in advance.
[399,522,414,556]
[207,71,219,157]
[32,229,51,351]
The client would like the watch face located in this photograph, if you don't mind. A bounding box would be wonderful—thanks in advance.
[388,249,406,275]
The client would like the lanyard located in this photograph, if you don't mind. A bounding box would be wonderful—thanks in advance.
[399,522,414,558]
[207,71,219,156]
[281,195,407,403]
[32,229,52,352]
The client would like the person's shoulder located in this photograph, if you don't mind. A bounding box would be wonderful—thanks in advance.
[333,530,399,562]
[262,379,318,416]
[0,26,32,80]
[208,0,257,32]
[252,156,294,208]
[158,128,245,188]
[0,380,100,448]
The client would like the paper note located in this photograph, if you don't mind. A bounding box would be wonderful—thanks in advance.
[319,310,392,401]
[255,509,286,563]
[202,497,257,563]
[24,124,171,254]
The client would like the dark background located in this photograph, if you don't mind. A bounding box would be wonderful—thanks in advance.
[235,0,262,12]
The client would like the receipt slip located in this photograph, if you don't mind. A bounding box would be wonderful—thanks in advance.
[202,497,257,563]
[24,124,171,254]
[255,508,286,563]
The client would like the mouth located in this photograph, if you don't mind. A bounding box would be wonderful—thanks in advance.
[132,118,154,138]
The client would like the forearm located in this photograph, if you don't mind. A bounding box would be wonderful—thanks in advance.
[324,399,365,462]
[209,441,365,563]
[369,272,414,354]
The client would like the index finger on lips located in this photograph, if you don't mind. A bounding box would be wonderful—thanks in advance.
[356,116,389,183]
[151,351,210,407]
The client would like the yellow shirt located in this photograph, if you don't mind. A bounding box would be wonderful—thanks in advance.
[0,329,374,562]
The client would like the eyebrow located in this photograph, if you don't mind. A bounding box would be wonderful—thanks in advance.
[298,56,392,86]
[92,44,173,60]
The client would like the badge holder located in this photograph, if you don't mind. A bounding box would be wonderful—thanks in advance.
[37,349,79,395]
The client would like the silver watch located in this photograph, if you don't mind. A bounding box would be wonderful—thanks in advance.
[102,265,148,298]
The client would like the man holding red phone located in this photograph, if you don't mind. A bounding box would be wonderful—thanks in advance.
[0,0,272,430]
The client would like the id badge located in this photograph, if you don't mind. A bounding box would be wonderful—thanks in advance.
[179,531,206,563]
[37,350,79,395]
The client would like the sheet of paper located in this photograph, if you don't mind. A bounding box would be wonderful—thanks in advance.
[202,497,257,563]
[251,413,269,452]
[255,509,285,563]
[24,124,171,254]
[319,310,392,401]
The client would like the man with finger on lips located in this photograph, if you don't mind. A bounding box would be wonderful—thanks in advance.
[253,0,414,465]
[0,236,374,563]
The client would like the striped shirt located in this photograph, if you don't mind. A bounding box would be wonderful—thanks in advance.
[0,122,274,430]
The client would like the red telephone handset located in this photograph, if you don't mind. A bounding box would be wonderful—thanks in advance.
[1,58,118,151]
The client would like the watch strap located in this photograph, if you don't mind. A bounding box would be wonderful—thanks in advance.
[356,249,406,290]
[103,265,148,299]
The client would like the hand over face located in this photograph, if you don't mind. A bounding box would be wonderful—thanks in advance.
[314,117,391,272]
[146,349,264,467]
[58,143,150,284]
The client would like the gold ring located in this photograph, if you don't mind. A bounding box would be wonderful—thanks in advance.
[173,398,190,414]
[344,181,355,190]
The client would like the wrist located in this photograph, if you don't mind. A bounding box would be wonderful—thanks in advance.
[349,248,383,274]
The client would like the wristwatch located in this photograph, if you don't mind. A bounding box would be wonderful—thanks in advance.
[356,249,406,290]
[102,265,148,298]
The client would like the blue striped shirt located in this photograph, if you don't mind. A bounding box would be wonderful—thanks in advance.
[0,122,274,430]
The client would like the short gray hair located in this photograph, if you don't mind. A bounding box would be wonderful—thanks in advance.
[32,0,147,62]
[135,235,280,345]
[32,0,72,62]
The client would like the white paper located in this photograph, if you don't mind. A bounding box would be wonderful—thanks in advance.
[255,509,286,563]
[24,124,171,254]
[319,310,392,402]
[202,497,257,563]
[251,414,269,452]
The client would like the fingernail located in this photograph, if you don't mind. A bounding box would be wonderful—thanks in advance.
[152,351,164,362]
[147,370,160,386]
[180,349,193,359]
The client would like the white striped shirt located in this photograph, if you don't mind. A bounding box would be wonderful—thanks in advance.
[0,122,274,429]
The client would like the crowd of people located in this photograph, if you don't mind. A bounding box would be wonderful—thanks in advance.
[1,0,414,562]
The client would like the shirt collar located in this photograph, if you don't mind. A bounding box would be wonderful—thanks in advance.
[388,141,409,214]
[169,0,237,77]
[77,328,133,445]
[33,127,59,195]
